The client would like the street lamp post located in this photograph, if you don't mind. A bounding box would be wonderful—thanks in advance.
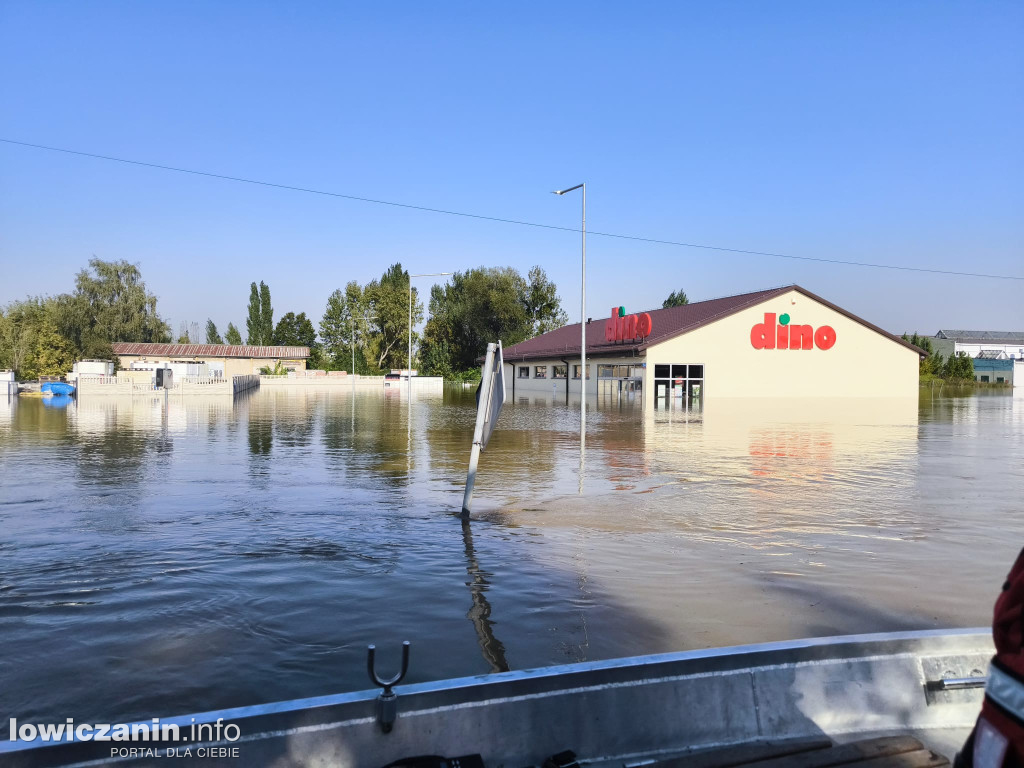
[553,183,586,454]
[408,272,452,401]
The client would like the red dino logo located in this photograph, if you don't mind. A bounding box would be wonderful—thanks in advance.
[750,313,836,350]
[605,307,653,342]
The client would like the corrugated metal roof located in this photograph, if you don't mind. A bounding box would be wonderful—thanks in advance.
[501,285,924,362]
[111,343,310,358]
[936,330,1024,343]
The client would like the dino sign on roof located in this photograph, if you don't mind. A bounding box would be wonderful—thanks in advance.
[605,306,653,343]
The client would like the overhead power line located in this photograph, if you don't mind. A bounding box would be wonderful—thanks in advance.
[2,137,1021,282]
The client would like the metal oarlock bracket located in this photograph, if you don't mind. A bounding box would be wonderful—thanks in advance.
[367,641,410,733]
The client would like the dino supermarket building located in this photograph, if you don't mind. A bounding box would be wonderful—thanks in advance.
[500,285,923,410]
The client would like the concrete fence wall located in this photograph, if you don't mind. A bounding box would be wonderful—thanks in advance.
[259,375,444,395]
[79,374,260,397]
[233,375,260,394]
[260,375,387,388]
[78,375,134,396]
[383,377,444,395]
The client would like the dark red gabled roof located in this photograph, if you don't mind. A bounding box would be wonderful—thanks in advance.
[111,343,310,359]
[500,285,923,362]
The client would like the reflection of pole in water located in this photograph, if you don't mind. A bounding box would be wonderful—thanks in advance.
[573,533,591,661]
[578,446,585,496]
[460,519,509,673]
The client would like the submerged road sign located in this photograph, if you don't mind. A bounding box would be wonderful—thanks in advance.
[462,341,505,517]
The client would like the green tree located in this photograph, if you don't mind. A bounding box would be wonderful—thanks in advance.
[943,351,974,382]
[246,283,261,344]
[225,322,243,345]
[272,311,318,351]
[206,319,224,344]
[663,289,689,308]
[525,266,568,335]
[319,281,370,370]
[365,263,423,372]
[1,258,164,379]
[259,282,274,346]
[72,258,170,344]
[34,312,77,377]
[259,360,288,375]
[419,266,561,375]
[0,298,46,378]
[902,332,947,378]
[177,322,191,344]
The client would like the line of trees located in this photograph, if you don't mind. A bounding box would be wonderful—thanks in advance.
[419,266,566,378]
[318,262,425,374]
[902,332,974,381]
[1,258,568,381]
[316,263,566,378]
[0,258,171,379]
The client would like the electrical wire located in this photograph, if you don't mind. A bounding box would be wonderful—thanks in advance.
[2,137,1021,281]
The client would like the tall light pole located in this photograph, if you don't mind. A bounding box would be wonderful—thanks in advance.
[553,183,586,454]
[408,272,452,401]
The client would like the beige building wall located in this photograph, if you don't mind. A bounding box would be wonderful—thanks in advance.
[117,355,307,377]
[642,288,919,407]
[503,354,642,397]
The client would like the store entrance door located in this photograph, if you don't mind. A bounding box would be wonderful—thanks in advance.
[653,363,704,413]
[688,380,702,409]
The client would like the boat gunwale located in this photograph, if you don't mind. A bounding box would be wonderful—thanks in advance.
[0,627,992,761]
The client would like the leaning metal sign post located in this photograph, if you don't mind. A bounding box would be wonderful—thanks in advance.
[461,341,505,518]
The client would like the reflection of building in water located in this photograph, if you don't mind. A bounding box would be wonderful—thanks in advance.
[501,285,922,413]
[0,395,14,428]
[71,394,235,437]
[640,398,919,501]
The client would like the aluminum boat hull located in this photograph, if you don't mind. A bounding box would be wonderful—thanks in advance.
[0,628,992,768]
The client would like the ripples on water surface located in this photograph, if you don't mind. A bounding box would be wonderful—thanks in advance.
[0,386,1021,722]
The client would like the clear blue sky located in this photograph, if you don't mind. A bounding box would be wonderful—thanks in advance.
[1,1,1021,337]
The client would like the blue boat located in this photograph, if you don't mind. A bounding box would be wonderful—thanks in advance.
[40,382,76,396]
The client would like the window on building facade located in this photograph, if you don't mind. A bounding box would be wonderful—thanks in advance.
[573,364,590,380]
[598,364,643,379]
[981,375,990,383]
[652,361,706,411]
[534,365,547,379]
[553,365,567,379]
[518,366,530,378]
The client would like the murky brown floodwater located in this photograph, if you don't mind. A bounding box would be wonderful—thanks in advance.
[0,386,1021,723]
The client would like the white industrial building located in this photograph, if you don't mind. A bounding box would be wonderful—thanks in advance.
[933,330,1024,360]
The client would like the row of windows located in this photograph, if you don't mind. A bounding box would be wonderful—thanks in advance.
[597,364,644,379]
[517,363,691,380]
[518,365,588,379]
[654,364,704,379]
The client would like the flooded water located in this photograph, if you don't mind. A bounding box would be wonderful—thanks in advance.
[1,386,1021,723]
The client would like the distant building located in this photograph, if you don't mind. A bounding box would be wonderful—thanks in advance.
[933,330,1024,360]
[972,357,1020,386]
[111,343,310,378]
